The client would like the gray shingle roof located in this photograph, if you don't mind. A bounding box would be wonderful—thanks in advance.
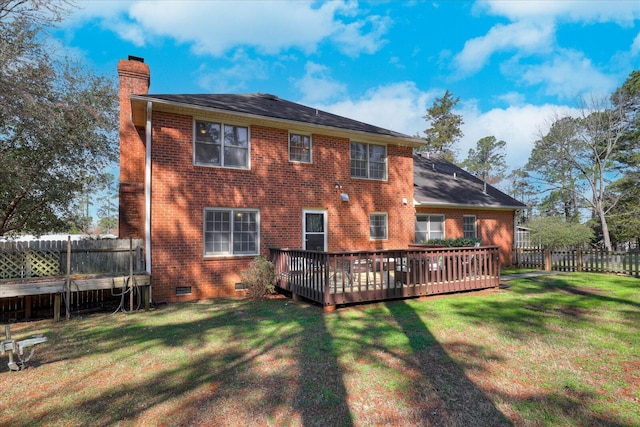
[413,153,526,209]
[134,93,416,140]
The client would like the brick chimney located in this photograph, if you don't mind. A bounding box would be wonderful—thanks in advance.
[117,56,150,240]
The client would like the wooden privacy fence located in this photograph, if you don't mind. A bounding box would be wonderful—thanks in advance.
[0,239,145,279]
[271,246,501,309]
[514,247,640,276]
[0,238,148,321]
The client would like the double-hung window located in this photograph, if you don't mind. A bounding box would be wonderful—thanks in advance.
[194,119,249,169]
[204,208,259,256]
[370,213,388,240]
[289,133,312,163]
[415,214,444,242]
[463,215,477,238]
[350,142,387,180]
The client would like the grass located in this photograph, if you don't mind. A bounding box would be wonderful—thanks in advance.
[1,272,639,426]
[500,267,539,275]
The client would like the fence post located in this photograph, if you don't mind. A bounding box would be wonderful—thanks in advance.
[577,248,583,272]
[544,248,552,272]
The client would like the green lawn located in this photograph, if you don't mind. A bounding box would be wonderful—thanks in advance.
[1,272,639,426]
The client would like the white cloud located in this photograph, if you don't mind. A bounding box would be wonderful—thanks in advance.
[632,32,640,56]
[478,0,640,26]
[67,1,145,45]
[459,103,577,169]
[195,50,269,93]
[516,50,618,100]
[295,62,347,103]
[453,21,555,75]
[332,14,392,57]
[317,84,578,171]
[496,92,526,106]
[65,0,390,57]
[314,82,437,138]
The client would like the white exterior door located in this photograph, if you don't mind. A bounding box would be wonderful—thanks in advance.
[303,210,327,251]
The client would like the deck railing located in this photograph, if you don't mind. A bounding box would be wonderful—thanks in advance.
[270,246,501,307]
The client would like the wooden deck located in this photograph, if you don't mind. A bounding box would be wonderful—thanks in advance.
[0,274,150,321]
[271,246,501,308]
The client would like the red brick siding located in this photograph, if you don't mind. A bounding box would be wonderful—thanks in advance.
[416,207,515,265]
[117,59,149,239]
[148,113,416,302]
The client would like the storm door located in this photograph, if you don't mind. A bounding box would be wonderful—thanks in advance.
[303,210,327,251]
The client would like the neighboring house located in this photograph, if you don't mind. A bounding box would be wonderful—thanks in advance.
[117,56,423,302]
[413,153,527,265]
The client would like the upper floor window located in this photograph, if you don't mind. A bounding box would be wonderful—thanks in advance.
[289,133,312,163]
[194,120,249,169]
[370,213,388,240]
[204,208,259,256]
[415,214,444,242]
[350,142,387,180]
[463,215,477,238]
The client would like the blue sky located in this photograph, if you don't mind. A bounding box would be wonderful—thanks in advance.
[55,0,640,171]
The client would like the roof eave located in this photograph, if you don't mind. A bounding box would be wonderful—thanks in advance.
[414,201,526,211]
[130,95,426,148]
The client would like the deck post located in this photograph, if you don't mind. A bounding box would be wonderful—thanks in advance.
[65,236,71,320]
[143,285,150,310]
[53,294,61,322]
[323,304,336,313]
[129,237,134,312]
[24,296,32,320]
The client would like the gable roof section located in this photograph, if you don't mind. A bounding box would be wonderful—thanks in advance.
[130,93,423,146]
[414,153,526,210]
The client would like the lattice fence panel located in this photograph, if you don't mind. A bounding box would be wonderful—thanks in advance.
[24,250,61,277]
[0,252,24,279]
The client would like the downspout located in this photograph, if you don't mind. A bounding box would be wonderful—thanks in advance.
[145,101,152,302]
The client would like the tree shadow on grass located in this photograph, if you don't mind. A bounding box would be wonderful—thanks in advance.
[417,274,640,427]
[385,299,512,427]
[448,275,640,341]
[1,300,355,427]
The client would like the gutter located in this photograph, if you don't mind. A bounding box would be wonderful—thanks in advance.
[145,101,152,302]
[414,200,526,211]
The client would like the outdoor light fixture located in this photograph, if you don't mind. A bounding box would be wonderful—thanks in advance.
[335,183,342,189]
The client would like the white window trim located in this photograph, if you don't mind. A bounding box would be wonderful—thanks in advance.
[350,142,388,181]
[193,118,251,170]
[463,215,477,239]
[415,214,445,242]
[370,212,388,241]
[288,132,313,163]
[203,208,260,257]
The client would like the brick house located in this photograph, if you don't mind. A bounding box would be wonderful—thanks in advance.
[118,57,424,302]
[413,153,526,265]
[118,56,524,303]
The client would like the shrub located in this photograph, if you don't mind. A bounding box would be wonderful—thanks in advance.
[425,237,482,247]
[527,216,593,249]
[240,256,276,300]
